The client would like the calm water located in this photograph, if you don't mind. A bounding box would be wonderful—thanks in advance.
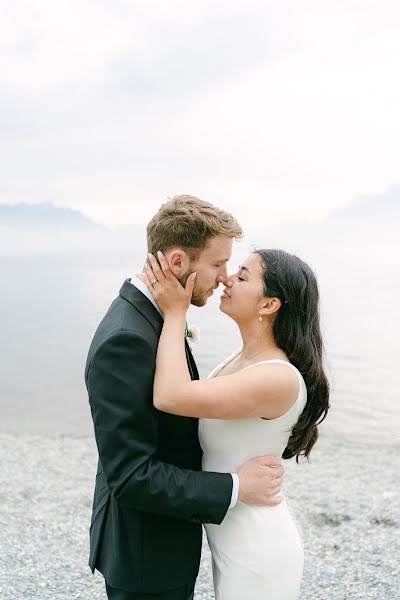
[1,250,399,443]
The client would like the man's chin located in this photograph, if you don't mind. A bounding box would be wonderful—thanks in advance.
[191,287,217,307]
[191,295,208,307]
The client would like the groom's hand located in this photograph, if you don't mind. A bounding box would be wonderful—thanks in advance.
[237,455,284,506]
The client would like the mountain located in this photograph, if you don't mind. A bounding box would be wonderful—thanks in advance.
[0,202,101,230]
[243,184,400,274]
[0,202,148,256]
[324,184,400,227]
[0,187,398,259]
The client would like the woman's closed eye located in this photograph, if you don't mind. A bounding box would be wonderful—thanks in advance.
[237,275,245,281]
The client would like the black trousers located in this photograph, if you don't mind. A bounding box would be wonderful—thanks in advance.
[105,581,195,600]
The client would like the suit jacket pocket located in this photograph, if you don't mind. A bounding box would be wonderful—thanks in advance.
[93,471,108,497]
[90,492,109,527]
[91,472,109,526]
[89,491,110,573]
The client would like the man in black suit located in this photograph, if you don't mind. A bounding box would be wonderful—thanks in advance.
[85,196,284,600]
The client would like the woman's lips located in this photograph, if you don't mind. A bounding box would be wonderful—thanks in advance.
[221,289,230,299]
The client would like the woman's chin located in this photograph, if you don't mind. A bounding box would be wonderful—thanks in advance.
[219,299,232,317]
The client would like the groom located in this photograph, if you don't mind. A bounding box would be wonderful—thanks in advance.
[85,195,284,600]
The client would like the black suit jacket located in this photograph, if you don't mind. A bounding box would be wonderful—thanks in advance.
[85,279,232,593]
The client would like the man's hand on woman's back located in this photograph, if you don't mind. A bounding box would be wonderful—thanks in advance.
[237,455,284,506]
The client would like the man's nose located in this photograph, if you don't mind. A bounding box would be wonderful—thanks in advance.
[216,267,229,285]
[217,273,233,287]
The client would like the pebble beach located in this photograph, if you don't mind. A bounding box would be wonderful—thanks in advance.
[1,430,399,600]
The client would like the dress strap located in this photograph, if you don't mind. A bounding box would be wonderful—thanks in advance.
[244,358,295,370]
[207,348,241,379]
[243,359,303,384]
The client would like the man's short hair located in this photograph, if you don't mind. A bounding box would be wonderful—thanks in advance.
[147,195,243,260]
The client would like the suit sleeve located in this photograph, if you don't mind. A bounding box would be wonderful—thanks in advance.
[87,330,232,524]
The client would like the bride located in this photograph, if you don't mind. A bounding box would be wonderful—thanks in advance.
[144,248,329,600]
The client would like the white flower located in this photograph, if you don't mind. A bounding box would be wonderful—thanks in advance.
[185,323,200,343]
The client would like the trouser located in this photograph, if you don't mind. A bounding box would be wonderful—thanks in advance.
[105,581,195,600]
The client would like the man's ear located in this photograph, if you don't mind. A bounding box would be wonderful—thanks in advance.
[166,249,191,276]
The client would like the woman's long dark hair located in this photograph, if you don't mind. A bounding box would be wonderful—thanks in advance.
[255,249,330,461]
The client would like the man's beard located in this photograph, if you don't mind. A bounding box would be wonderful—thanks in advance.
[179,273,209,307]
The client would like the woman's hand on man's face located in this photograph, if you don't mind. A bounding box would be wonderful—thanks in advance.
[143,251,197,315]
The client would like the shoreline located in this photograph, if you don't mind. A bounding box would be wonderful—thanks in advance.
[1,431,399,599]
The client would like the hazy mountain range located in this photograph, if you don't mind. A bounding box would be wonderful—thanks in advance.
[0,202,146,256]
[325,185,399,225]
[0,185,398,257]
[246,184,399,250]
[0,202,100,230]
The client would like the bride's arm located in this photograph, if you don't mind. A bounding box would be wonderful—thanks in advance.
[144,252,298,420]
[156,313,298,419]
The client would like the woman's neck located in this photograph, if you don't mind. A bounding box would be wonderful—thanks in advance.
[237,320,280,363]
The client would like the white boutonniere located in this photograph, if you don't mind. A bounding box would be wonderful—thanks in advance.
[185,322,200,347]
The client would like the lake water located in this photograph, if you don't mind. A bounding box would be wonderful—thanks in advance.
[1,248,399,443]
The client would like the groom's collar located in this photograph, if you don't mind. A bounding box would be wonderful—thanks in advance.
[130,274,163,317]
[119,277,163,336]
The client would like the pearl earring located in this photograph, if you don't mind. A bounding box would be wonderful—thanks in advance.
[258,316,263,322]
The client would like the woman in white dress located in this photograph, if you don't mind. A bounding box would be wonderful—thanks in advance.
[144,248,330,600]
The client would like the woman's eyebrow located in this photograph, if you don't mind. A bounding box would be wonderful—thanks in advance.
[238,265,251,275]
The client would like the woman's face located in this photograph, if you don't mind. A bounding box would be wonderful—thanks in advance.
[219,253,267,322]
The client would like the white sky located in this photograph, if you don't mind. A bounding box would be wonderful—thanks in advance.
[1,0,399,229]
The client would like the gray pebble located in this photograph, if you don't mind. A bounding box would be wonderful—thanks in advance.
[0,432,399,599]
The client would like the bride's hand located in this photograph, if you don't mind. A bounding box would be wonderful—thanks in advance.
[144,251,197,315]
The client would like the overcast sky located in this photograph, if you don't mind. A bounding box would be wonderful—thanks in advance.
[1,1,399,229]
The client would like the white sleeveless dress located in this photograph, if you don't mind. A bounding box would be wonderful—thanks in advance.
[199,350,307,600]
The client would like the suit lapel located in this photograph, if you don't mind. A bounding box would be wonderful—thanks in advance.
[120,279,200,432]
[119,278,163,337]
[185,339,199,381]
[120,278,200,382]
[184,339,201,433]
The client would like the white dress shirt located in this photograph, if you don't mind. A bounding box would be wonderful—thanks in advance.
[129,275,239,509]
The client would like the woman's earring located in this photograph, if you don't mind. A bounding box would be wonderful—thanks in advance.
[258,315,263,322]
